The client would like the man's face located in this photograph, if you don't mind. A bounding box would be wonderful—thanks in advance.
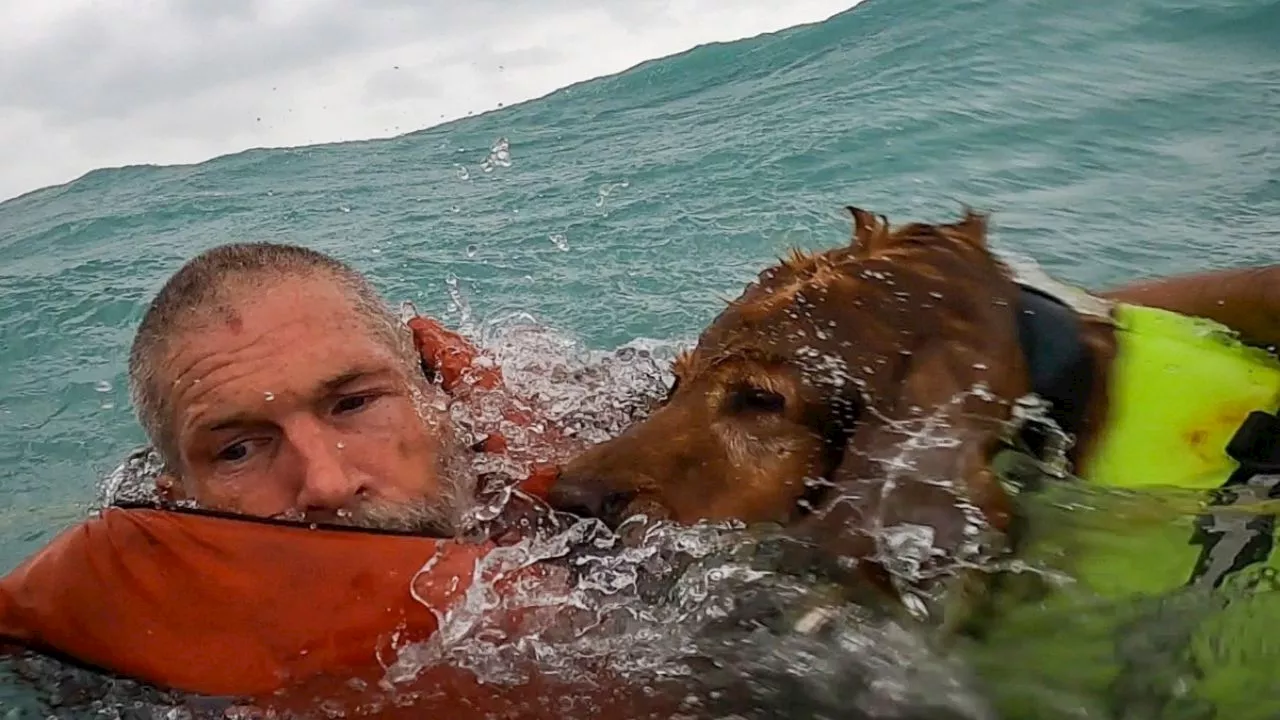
[158,275,463,531]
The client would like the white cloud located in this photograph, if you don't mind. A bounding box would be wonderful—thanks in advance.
[0,0,860,202]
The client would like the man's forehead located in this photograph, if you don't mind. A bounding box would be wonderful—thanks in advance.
[200,275,367,332]
[161,275,402,395]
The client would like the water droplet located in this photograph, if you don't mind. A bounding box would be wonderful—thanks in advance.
[972,363,988,371]
[336,442,346,450]
[339,205,351,213]
[450,205,461,213]
[264,392,275,401]
[95,380,112,393]
[929,291,943,300]
[455,164,471,181]
[466,244,478,257]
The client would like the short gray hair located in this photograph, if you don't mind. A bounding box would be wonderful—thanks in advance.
[127,242,414,468]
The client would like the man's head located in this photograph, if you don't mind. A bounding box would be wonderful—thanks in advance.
[128,243,470,534]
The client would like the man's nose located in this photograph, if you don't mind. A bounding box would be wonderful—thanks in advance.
[289,419,363,512]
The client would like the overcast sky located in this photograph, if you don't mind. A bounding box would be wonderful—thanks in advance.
[0,0,859,202]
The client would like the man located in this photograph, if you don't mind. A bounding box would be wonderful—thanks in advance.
[125,242,474,533]
[0,242,604,718]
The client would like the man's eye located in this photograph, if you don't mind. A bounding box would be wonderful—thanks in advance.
[333,394,373,414]
[216,441,251,463]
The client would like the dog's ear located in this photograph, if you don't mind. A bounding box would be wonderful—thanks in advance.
[845,206,892,257]
[948,207,990,250]
[795,342,1016,627]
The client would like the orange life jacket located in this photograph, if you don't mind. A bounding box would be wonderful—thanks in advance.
[1,505,493,698]
[407,315,582,468]
[0,505,678,718]
[0,316,677,718]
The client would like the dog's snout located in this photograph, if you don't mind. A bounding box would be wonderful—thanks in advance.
[546,479,606,518]
[547,473,636,526]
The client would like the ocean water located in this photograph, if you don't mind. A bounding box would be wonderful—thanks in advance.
[1,0,1279,716]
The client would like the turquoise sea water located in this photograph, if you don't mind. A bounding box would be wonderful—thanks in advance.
[2,0,1279,716]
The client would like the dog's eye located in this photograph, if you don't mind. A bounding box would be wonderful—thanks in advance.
[728,386,787,415]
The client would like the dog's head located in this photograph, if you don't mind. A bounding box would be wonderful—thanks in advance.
[551,208,1033,592]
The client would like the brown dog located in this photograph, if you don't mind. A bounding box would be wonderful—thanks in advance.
[547,206,1280,615]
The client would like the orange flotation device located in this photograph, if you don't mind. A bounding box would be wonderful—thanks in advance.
[0,316,674,718]
[407,314,578,484]
[2,506,493,698]
[0,507,677,718]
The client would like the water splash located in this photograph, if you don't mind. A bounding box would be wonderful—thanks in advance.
[480,137,512,173]
[96,445,167,508]
[594,180,629,209]
[383,516,996,720]
[375,316,1000,718]
[443,271,472,328]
